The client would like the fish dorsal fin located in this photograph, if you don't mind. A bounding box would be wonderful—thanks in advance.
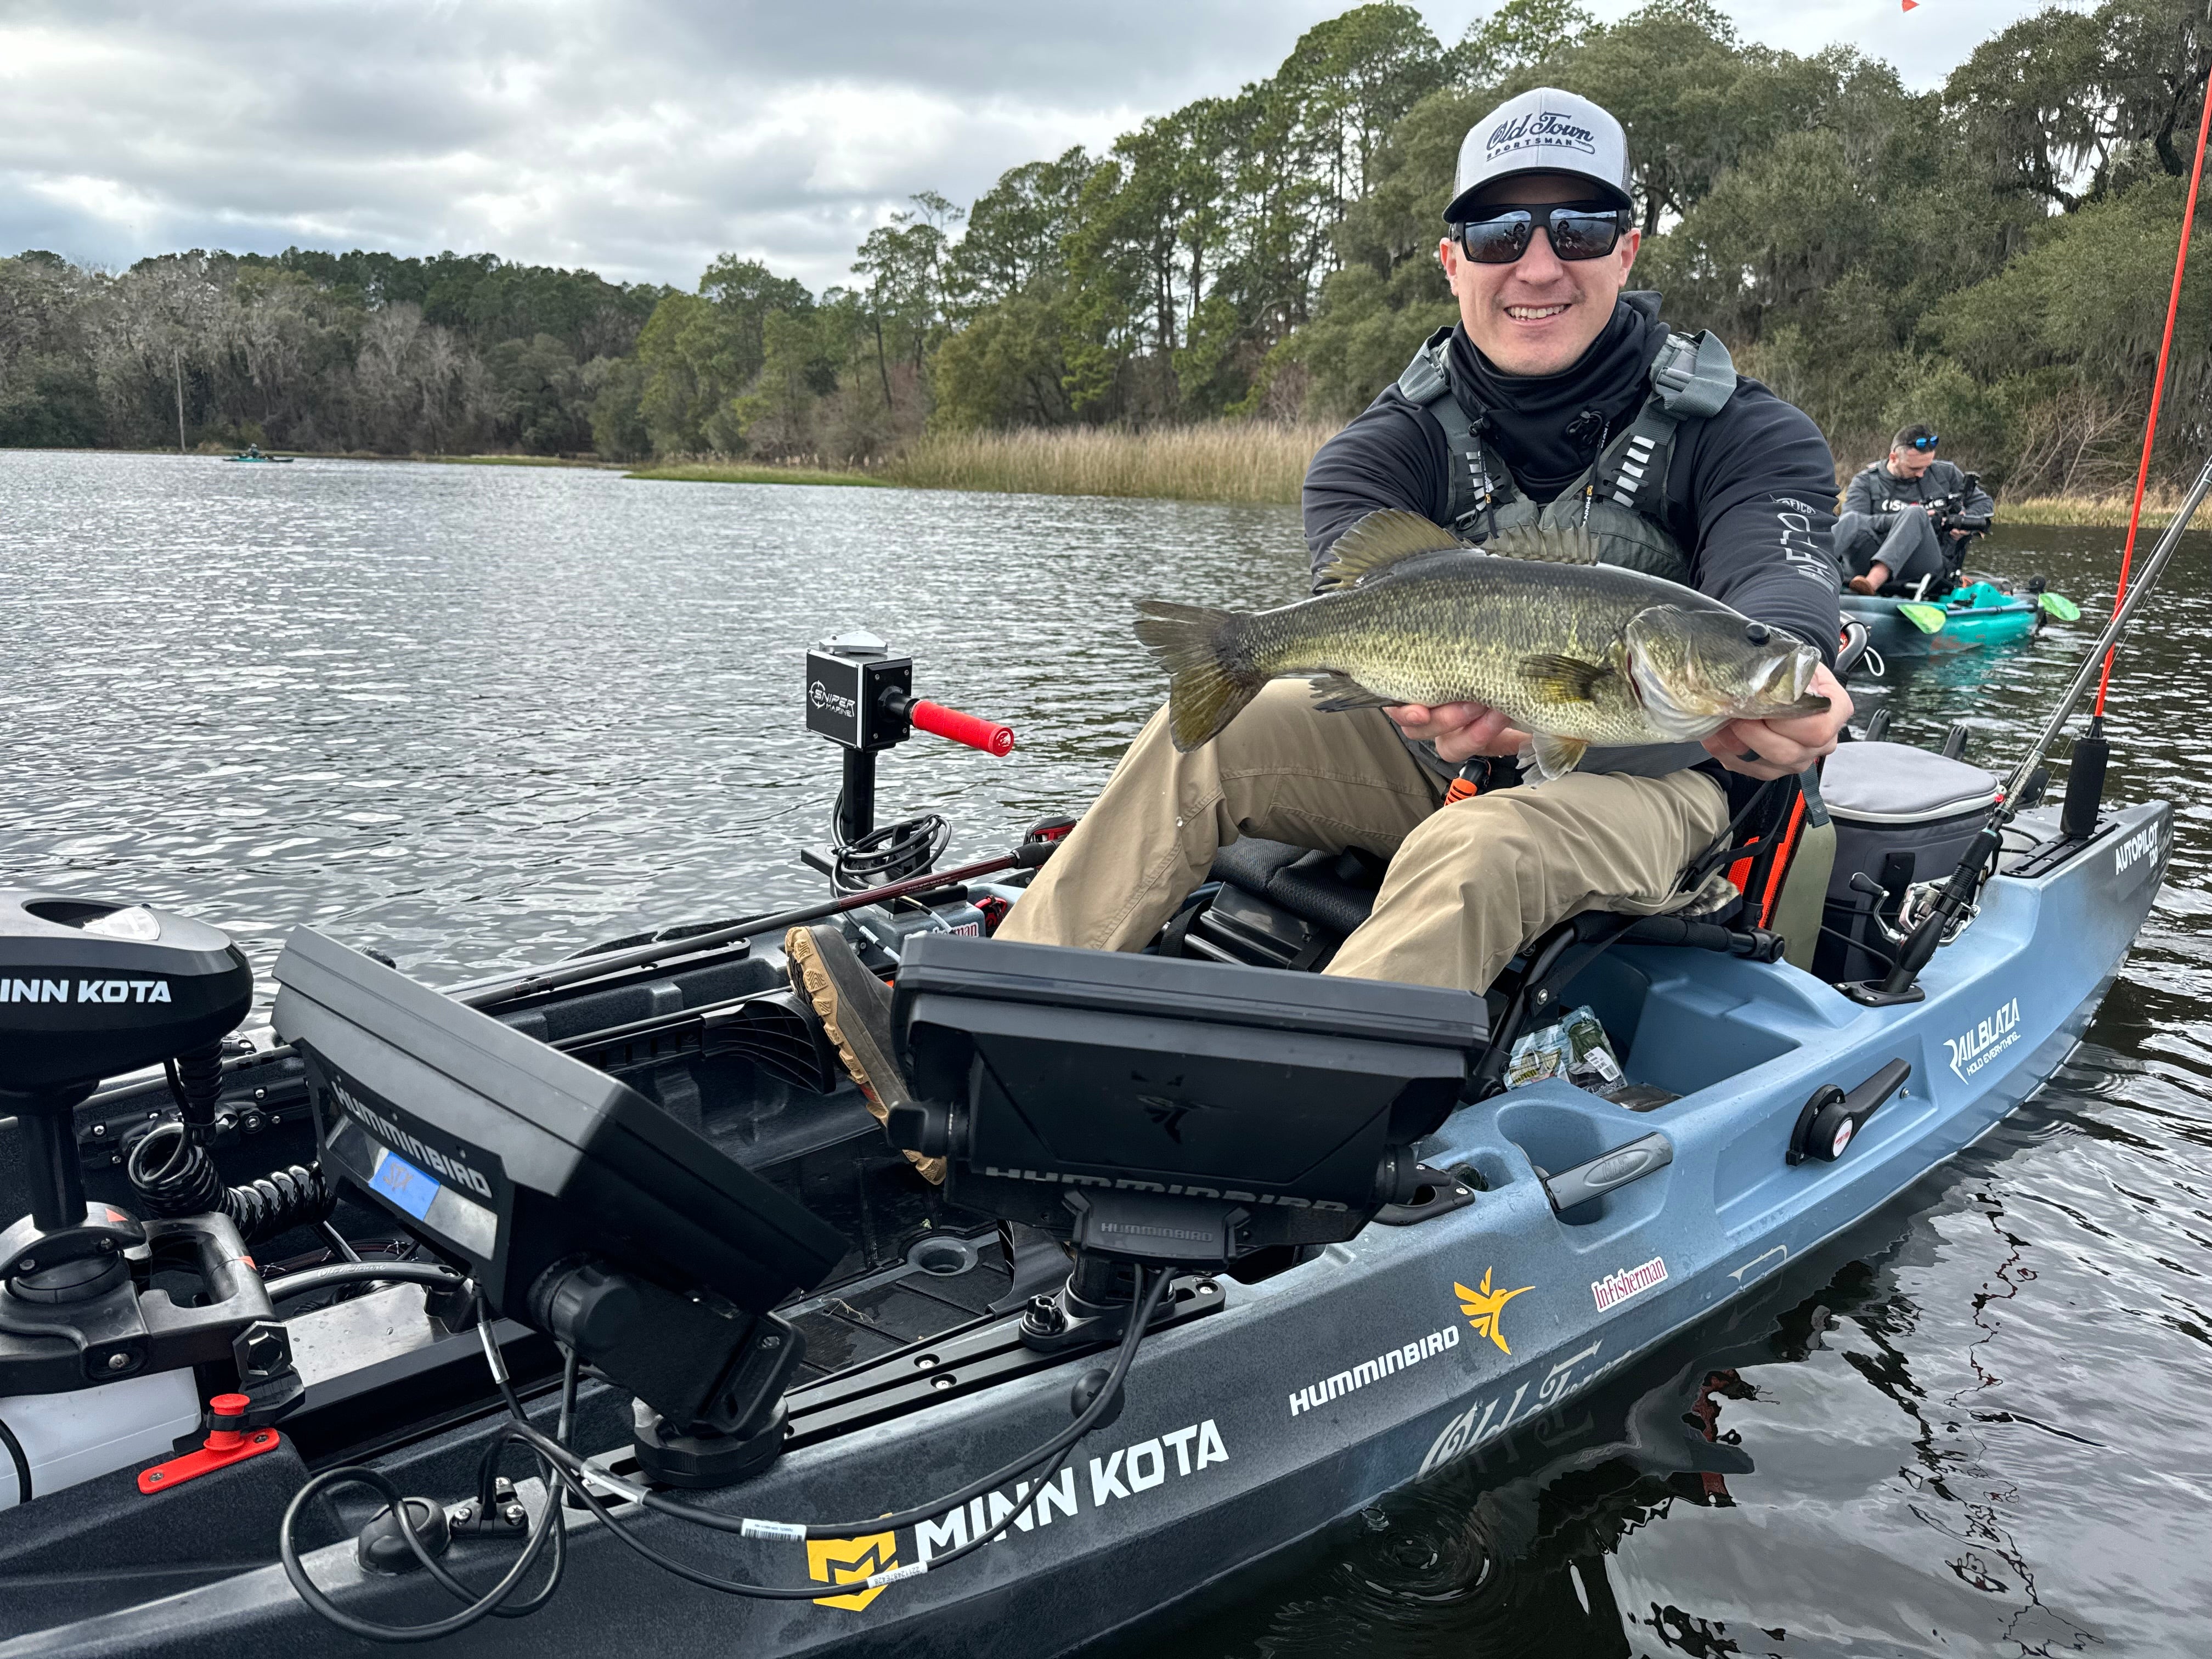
[1316,510,1466,590]
[1485,525,1603,566]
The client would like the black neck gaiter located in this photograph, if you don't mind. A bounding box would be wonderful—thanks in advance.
[1446,300,1668,501]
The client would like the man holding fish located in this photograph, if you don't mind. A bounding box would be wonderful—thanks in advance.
[793,90,1851,1108]
[998,87,1850,989]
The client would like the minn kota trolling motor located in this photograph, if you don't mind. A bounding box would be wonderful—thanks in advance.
[0,894,303,1429]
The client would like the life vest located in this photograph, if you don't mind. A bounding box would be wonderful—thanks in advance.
[1393,324,1740,585]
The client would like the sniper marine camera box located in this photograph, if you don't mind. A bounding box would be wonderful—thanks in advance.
[270,927,848,1319]
[891,935,1483,1260]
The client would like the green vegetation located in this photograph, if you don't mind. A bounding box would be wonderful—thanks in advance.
[2,0,2206,503]
[625,462,883,487]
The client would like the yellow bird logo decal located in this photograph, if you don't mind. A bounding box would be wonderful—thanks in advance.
[1454,1268,1533,1353]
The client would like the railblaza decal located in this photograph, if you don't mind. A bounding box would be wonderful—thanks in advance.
[1591,1255,1668,1312]
[1288,1324,1460,1417]
[1945,996,2021,1084]
[1454,1268,1533,1354]
[0,977,172,1004]
[1418,1340,1604,1477]
[807,1531,898,1611]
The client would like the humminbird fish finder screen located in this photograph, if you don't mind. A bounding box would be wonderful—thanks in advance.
[270,926,849,1320]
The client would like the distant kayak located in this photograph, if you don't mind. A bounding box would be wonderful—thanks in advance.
[1843,579,2078,673]
[222,446,292,464]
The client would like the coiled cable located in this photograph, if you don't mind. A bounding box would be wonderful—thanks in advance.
[828,791,947,896]
[125,1124,337,1245]
[128,1045,341,1244]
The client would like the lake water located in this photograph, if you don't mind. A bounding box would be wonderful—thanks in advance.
[5,450,2210,1654]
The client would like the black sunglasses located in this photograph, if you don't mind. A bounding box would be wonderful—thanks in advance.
[1907,433,1940,450]
[1454,202,1628,265]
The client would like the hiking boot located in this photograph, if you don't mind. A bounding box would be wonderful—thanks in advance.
[785,924,945,1184]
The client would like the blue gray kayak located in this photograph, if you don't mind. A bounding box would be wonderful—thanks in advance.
[0,757,2163,1657]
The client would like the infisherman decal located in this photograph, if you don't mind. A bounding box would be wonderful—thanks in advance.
[1454,1268,1533,1353]
[1945,996,2021,1083]
[1591,1255,1668,1312]
[1288,1324,1459,1417]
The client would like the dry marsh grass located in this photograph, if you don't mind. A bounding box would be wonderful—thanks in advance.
[1997,492,2200,529]
[885,422,1334,504]
[627,462,883,488]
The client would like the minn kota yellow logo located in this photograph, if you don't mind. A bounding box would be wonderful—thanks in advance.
[806,1530,898,1611]
[1454,1268,1533,1353]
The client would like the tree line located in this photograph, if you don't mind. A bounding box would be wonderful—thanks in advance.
[2,0,2205,493]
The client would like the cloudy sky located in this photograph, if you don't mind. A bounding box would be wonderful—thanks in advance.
[2,0,2053,294]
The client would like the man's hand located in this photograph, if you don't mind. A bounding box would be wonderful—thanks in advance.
[1700,663,1853,781]
[1387,702,1530,766]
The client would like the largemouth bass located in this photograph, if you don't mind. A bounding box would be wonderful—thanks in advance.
[1133,510,1829,781]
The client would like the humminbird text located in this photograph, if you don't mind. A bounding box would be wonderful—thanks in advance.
[980,1166,1348,1209]
[1288,1324,1460,1417]
[330,1077,497,1198]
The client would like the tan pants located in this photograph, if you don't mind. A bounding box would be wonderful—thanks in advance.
[998,679,1732,994]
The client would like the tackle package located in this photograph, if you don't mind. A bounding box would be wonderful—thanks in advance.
[1504,1004,1675,1109]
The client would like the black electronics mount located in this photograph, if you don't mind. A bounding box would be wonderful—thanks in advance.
[270,927,853,1488]
[887,933,1482,1345]
[0,892,299,1417]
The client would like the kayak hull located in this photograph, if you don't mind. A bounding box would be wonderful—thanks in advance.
[7,798,2166,1658]
[1843,590,2039,664]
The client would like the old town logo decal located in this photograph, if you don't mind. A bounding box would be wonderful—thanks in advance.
[1454,1268,1533,1353]
[807,1530,896,1611]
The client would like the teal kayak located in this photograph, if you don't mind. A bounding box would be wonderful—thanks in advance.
[1842,580,2076,672]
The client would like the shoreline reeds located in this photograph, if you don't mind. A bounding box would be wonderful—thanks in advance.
[13,436,2197,529]
[880,422,1334,504]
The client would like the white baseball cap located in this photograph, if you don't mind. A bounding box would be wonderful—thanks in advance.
[1445,88,1634,221]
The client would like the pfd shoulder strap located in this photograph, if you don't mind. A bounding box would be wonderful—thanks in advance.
[1396,326,1517,535]
[1598,329,1737,519]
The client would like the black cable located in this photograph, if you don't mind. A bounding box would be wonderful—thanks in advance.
[281,1267,1170,1633]
[1819,921,1898,968]
[0,1415,31,1508]
[504,1267,1169,1595]
[266,1261,464,1303]
[828,792,949,896]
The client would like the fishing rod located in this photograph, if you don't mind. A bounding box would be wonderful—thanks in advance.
[1848,462,2212,1005]
[1852,54,2212,1007]
[453,837,1060,1010]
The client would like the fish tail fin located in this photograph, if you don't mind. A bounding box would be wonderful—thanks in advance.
[1133,600,1266,750]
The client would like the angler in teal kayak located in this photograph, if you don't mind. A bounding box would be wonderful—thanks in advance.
[1834,425,2076,668]
[1836,425,1989,599]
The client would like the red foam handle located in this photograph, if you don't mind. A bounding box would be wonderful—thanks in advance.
[911,699,1014,757]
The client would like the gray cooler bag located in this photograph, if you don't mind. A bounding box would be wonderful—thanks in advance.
[1812,740,2001,984]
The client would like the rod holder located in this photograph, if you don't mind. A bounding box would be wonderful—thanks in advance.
[2059,718,2108,840]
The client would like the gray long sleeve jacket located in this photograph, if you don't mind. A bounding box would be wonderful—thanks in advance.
[1841,458,1994,523]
